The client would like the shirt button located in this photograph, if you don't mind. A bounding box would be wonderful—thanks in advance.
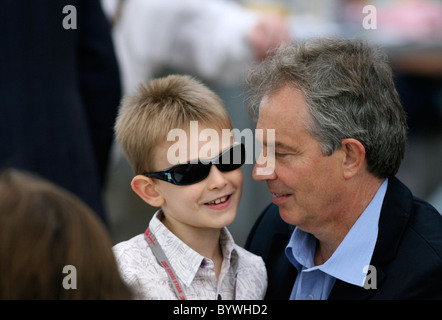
[200,259,207,268]
[308,294,314,300]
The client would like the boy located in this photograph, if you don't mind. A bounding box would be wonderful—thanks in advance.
[113,74,267,300]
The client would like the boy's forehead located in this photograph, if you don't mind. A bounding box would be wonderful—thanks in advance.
[154,125,234,168]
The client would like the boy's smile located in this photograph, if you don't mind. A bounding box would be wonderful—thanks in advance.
[204,194,231,206]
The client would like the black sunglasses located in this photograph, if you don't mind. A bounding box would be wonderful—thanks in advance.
[143,143,245,185]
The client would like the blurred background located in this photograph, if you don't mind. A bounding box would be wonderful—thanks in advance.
[3,0,439,248]
[103,0,442,246]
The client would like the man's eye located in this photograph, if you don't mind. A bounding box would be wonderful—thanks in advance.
[275,152,287,158]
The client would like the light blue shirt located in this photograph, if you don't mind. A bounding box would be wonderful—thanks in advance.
[285,179,388,300]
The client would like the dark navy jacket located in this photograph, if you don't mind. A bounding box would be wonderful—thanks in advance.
[0,0,120,222]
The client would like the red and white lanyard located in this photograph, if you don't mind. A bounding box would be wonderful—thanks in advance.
[144,227,187,300]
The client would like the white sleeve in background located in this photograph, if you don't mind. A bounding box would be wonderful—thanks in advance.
[165,0,258,84]
[109,0,259,94]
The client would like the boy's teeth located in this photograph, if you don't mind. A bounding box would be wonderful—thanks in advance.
[207,196,228,205]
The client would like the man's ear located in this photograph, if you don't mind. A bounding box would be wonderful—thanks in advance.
[340,138,366,179]
[131,175,165,207]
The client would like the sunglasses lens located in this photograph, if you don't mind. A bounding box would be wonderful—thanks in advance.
[160,144,245,185]
[172,163,211,185]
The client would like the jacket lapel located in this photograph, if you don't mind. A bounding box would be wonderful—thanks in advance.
[265,232,298,300]
[328,177,412,299]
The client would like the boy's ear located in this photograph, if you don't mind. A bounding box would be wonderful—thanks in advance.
[131,175,165,207]
[340,138,366,179]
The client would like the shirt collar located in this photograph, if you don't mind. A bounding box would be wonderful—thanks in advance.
[286,179,388,287]
[149,210,237,287]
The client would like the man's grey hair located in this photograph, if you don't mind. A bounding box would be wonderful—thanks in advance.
[246,38,407,179]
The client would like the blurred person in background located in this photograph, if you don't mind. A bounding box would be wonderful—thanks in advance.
[0,169,132,299]
[102,0,291,94]
[0,0,121,224]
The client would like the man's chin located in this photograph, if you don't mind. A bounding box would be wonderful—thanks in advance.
[277,205,301,227]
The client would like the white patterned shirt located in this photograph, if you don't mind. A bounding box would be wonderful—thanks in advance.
[113,211,267,300]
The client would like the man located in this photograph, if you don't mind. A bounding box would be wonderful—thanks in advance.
[245,38,442,299]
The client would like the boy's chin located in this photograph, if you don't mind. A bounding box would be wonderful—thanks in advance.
[221,213,237,228]
[207,210,237,229]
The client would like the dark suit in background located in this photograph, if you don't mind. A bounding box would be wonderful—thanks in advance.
[0,0,121,223]
[246,177,442,299]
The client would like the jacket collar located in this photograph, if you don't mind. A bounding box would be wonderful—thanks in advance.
[373,177,412,264]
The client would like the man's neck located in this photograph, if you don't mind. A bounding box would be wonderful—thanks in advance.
[313,176,384,265]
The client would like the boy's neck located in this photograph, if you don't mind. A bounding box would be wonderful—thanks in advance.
[161,215,223,271]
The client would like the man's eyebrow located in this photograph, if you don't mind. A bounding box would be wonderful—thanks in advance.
[264,141,300,153]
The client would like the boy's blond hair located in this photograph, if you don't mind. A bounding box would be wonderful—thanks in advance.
[115,75,232,174]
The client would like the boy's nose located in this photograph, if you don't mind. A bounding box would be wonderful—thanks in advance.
[206,165,228,190]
